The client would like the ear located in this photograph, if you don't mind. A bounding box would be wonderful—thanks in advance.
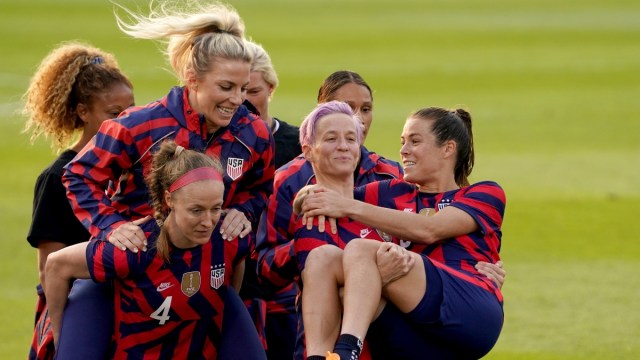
[163,190,173,210]
[268,85,275,100]
[76,103,90,124]
[186,69,198,91]
[302,144,313,162]
[442,140,457,159]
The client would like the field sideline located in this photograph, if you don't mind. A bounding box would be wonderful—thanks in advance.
[1,0,639,358]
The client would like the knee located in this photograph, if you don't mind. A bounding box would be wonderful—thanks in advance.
[305,245,342,276]
[343,238,377,263]
[44,251,63,278]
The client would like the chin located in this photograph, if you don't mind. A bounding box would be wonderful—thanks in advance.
[403,173,416,183]
[191,235,212,246]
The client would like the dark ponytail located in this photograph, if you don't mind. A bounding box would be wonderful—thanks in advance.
[451,108,474,187]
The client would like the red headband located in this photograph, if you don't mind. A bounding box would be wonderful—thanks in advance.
[169,167,223,193]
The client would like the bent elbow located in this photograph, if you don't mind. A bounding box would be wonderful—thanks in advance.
[414,227,440,245]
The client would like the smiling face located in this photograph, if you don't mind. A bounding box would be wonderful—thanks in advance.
[304,113,360,179]
[330,82,373,140]
[245,71,273,123]
[187,57,251,134]
[77,82,134,136]
[400,117,450,186]
[165,179,224,249]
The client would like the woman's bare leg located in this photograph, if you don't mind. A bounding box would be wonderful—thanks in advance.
[301,245,345,356]
[340,240,426,336]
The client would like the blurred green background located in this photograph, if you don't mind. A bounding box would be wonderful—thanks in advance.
[1,0,639,358]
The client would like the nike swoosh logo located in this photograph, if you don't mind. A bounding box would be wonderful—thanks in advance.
[157,282,174,292]
[360,229,372,238]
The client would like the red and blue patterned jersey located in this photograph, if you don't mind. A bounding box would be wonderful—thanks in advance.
[63,86,275,244]
[292,218,382,360]
[356,179,506,300]
[255,148,403,299]
[87,225,238,359]
[293,216,387,275]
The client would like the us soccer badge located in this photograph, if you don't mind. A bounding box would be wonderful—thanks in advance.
[419,207,436,216]
[226,158,244,180]
[376,229,393,242]
[210,264,225,290]
[181,271,201,297]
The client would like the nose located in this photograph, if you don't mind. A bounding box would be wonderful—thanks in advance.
[201,211,216,228]
[230,88,244,105]
[400,142,409,155]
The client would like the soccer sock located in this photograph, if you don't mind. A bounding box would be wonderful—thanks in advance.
[307,356,326,360]
[332,334,363,360]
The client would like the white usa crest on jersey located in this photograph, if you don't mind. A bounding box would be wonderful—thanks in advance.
[226,158,244,180]
[210,264,225,290]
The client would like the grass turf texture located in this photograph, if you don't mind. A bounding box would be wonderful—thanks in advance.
[1,0,639,358]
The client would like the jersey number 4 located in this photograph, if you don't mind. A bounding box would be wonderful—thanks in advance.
[150,296,172,325]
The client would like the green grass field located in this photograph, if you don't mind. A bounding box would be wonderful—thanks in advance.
[1,0,639,358]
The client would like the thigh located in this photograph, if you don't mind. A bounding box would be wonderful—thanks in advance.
[218,288,267,360]
[433,270,504,357]
[382,252,427,313]
[55,279,114,360]
[410,259,504,358]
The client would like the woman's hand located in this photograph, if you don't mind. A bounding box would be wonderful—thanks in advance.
[293,185,338,234]
[476,260,506,289]
[108,216,151,252]
[220,208,252,241]
[376,242,415,287]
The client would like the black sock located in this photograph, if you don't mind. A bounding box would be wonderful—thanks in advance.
[333,333,363,360]
[307,356,326,360]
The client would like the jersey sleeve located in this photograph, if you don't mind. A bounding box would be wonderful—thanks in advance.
[86,239,148,283]
[450,181,506,236]
[62,119,139,239]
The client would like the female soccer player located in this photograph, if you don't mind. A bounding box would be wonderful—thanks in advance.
[46,140,265,359]
[64,1,274,254]
[245,40,301,169]
[254,71,403,359]
[22,42,134,359]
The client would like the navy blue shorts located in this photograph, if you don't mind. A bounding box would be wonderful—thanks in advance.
[367,257,503,359]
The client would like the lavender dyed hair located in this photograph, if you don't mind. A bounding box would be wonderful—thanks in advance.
[299,100,364,147]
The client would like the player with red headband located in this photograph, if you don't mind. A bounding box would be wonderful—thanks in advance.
[45,141,265,359]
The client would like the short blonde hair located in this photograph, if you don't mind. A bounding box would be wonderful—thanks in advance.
[246,41,278,89]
